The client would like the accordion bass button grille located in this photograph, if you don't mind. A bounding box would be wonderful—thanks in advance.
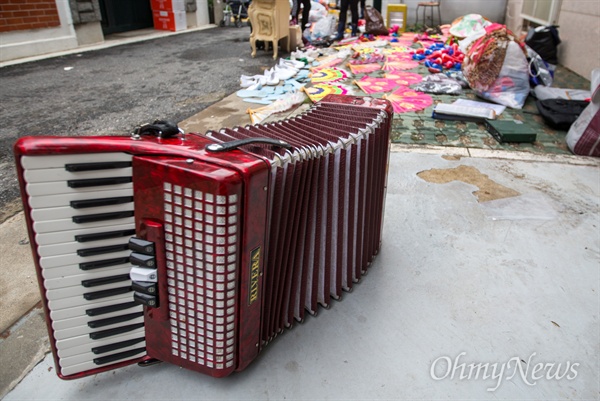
[132,151,259,378]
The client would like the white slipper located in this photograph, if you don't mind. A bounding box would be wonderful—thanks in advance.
[263,69,280,86]
[279,58,305,69]
[273,64,297,80]
[240,74,266,88]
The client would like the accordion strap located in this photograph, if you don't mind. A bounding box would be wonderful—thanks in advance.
[135,120,181,138]
[205,137,292,153]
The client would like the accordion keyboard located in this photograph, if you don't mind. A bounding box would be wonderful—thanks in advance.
[21,153,146,376]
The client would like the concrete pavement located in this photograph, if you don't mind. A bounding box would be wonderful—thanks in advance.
[3,141,599,399]
[1,25,599,400]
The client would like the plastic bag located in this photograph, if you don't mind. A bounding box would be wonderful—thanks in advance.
[462,24,530,109]
[449,14,491,39]
[566,68,600,157]
[413,73,463,95]
[526,46,554,87]
[365,6,388,36]
[309,1,328,23]
[525,25,560,65]
[311,14,336,39]
[533,86,591,101]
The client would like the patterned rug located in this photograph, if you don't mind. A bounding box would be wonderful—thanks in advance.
[351,61,590,155]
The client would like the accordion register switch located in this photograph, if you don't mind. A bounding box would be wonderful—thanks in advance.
[129,237,159,308]
[13,95,393,380]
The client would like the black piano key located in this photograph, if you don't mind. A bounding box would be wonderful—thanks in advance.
[89,322,144,340]
[93,346,146,365]
[67,176,132,188]
[86,301,139,317]
[128,237,155,255]
[65,161,132,172]
[70,196,134,209]
[129,252,156,268]
[88,311,144,329]
[72,211,134,224]
[83,286,132,301]
[75,229,136,243]
[77,244,130,257]
[92,337,145,355]
[81,273,131,288]
[79,256,130,271]
[133,292,158,308]
[131,281,157,295]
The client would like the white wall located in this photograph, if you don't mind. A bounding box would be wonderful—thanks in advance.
[0,0,78,63]
[556,0,600,80]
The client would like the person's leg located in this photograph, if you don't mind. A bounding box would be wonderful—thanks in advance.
[301,0,311,29]
[291,0,299,25]
[359,0,365,19]
[336,0,349,39]
[350,0,359,36]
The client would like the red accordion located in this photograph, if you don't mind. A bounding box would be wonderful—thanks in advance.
[14,95,392,379]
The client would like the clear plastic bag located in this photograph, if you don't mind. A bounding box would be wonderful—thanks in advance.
[462,25,530,109]
[413,73,463,95]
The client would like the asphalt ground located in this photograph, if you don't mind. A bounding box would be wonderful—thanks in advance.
[0,25,277,222]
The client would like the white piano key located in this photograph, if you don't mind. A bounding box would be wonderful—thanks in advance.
[33,215,135,234]
[54,316,144,341]
[38,236,131,258]
[44,266,133,290]
[25,167,133,184]
[31,203,134,222]
[55,323,144,351]
[49,291,134,311]
[21,153,132,170]
[57,330,145,358]
[60,348,146,377]
[52,303,143,331]
[49,295,135,321]
[40,249,132,269]
[41,262,132,281]
[59,341,147,368]
[26,181,133,197]
[35,223,135,246]
[46,280,132,302]
[28,189,134,209]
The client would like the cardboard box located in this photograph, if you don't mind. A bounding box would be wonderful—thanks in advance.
[288,25,303,52]
[151,0,186,12]
[153,10,187,31]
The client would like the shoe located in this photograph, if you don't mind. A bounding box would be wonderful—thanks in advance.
[240,74,267,88]
[246,81,263,91]
[273,64,298,80]
[263,69,280,86]
[291,49,316,63]
[279,58,305,69]
[240,75,258,88]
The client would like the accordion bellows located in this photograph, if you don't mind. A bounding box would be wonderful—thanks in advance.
[14,95,392,379]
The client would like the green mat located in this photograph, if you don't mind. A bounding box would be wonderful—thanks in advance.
[355,64,590,155]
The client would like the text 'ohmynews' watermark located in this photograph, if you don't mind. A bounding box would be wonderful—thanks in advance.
[430,352,579,392]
